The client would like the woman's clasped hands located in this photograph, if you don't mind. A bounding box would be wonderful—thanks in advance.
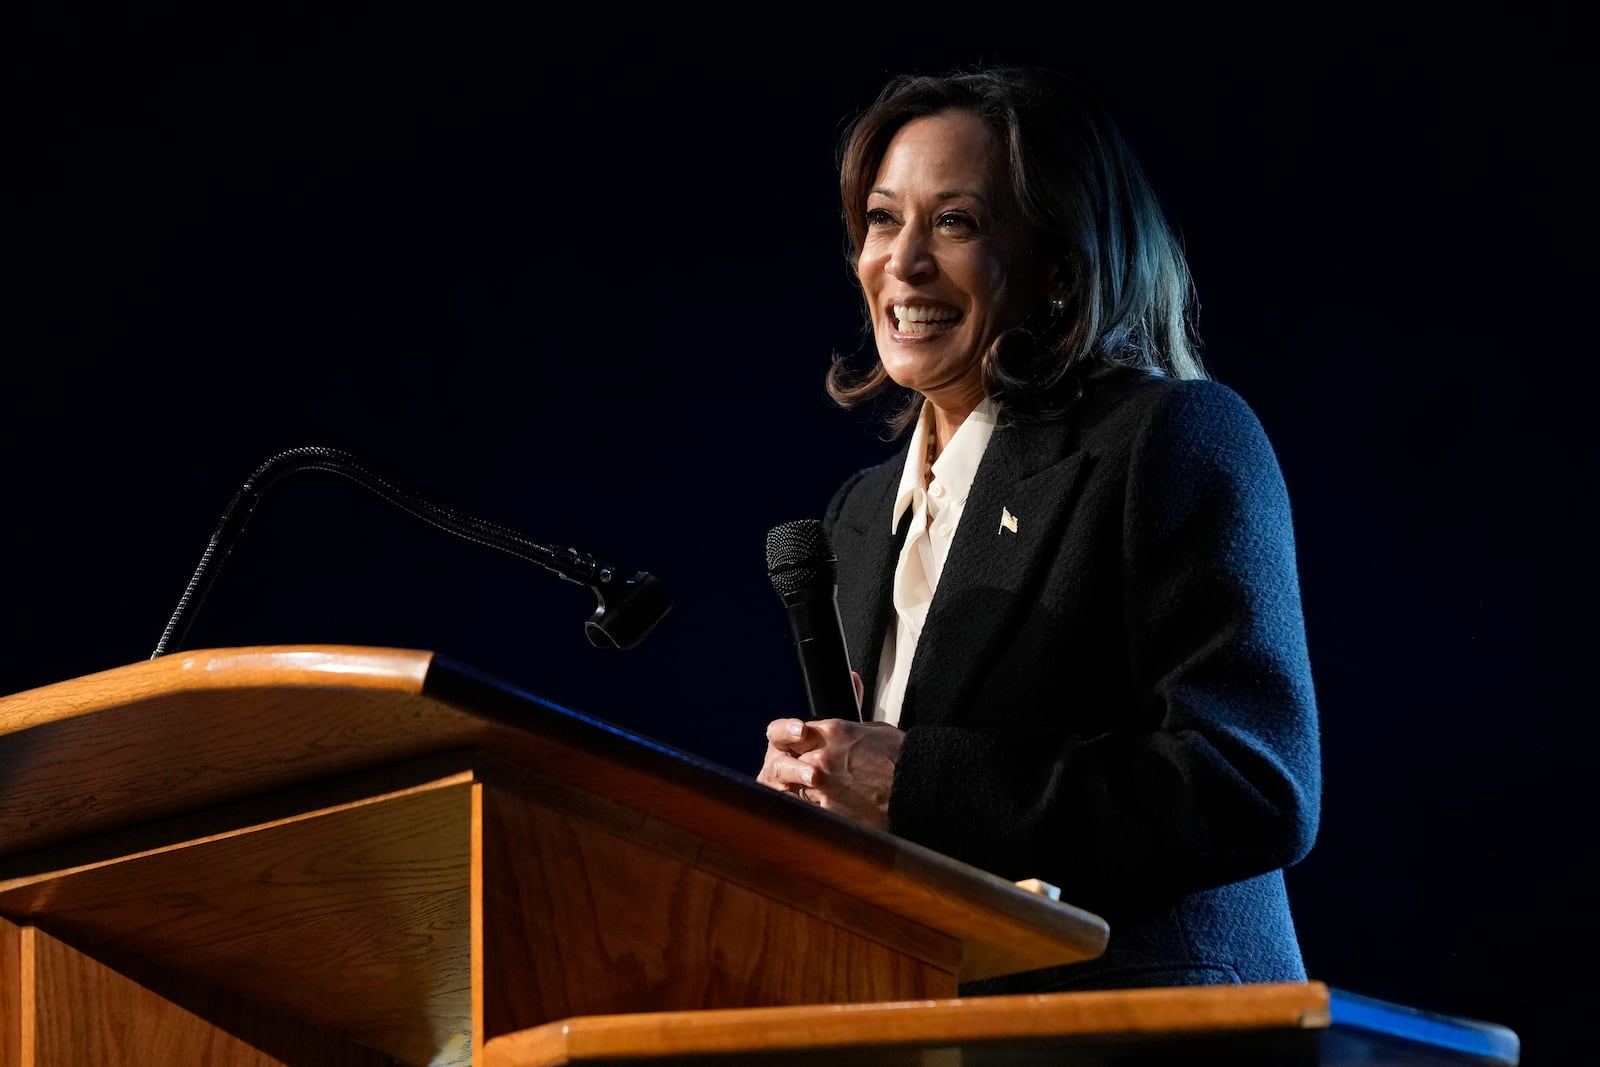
[758,709,905,829]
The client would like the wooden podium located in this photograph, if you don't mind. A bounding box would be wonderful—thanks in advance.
[0,646,1519,1066]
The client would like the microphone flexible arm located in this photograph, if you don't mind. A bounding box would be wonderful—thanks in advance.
[151,444,670,657]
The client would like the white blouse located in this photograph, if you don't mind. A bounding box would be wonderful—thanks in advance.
[872,397,999,727]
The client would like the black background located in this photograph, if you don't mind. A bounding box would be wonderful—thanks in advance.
[7,7,1590,1060]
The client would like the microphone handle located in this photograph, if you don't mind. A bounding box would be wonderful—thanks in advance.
[781,586,861,722]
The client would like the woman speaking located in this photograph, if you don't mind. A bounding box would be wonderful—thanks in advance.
[757,65,1322,995]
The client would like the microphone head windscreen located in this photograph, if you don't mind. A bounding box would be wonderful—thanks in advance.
[765,519,836,596]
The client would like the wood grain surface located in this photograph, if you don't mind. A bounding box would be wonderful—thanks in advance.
[0,646,1123,1065]
[7,920,394,1066]
[479,776,958,1041]
[0,646,1108,983]
[481,981,1332,1066]
[1,770,475,1065]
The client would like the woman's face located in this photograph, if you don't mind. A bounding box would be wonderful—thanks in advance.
[858,109,1043,415]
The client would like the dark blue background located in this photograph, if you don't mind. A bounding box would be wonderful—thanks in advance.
[8,8,1589,1060]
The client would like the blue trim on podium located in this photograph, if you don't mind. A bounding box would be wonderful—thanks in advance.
[1327,988,1520,1065]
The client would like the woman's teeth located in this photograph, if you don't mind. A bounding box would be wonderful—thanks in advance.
[893,304,958,333]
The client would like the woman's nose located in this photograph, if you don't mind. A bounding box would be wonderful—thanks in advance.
[887,224,935,281]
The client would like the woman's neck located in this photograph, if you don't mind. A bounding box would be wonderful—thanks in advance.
[926,400,974,458]
[921,398,977,485]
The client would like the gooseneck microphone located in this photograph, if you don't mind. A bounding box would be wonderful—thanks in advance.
[152,445,671,657]
[765,518,861,722]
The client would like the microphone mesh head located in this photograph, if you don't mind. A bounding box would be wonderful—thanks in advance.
[765,519,836,596]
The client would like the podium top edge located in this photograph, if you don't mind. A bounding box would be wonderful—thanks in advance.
[0,645,433,732]
[0,645,1111,981]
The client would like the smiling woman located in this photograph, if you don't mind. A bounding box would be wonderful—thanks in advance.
[756,65,1323,997]
[857,109,1043,430]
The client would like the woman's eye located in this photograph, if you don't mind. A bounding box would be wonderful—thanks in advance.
[865,208,895,228]
[937,212,976,232]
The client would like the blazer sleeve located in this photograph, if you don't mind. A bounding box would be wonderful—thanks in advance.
[884,382,1321,916]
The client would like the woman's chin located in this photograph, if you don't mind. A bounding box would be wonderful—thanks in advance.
[880,345,978,395]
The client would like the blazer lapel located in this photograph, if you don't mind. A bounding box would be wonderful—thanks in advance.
[899,417,1089,729]
[829,458,906,705]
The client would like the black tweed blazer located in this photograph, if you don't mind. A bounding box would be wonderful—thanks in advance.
[824,371,1322,991]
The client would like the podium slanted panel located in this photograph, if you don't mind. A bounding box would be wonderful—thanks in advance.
[0,646,1109,1066]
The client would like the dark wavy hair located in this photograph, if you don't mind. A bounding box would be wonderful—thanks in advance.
[828,65,1207,435]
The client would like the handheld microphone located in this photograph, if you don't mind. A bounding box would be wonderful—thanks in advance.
[765,518,861,722]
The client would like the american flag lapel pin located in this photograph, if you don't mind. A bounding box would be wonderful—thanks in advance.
[999,506,1018,534]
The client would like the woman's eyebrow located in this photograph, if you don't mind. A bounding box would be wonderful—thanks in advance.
[868,185,990,203]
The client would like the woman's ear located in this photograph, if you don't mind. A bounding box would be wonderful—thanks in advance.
[1048,256,1073,298]
[1044,260,1071,316]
